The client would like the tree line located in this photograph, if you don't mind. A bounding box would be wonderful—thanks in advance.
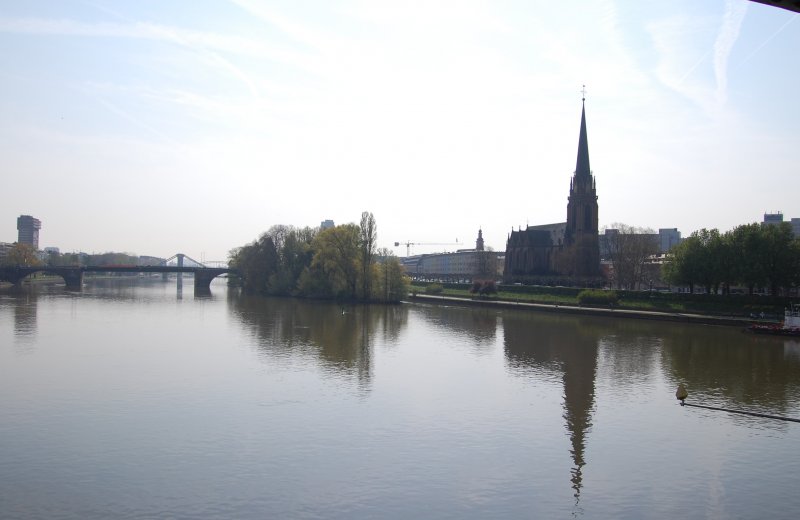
[601,221,800,296]
[228,211,409,302]
[663,222,800,295]
[0,243,41,267]
[0,245,144,268]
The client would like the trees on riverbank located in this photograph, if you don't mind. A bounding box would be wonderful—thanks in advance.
[229,212,409,302]
[603,223,660,290]
[0,244,41,267]
[663,222,800,295]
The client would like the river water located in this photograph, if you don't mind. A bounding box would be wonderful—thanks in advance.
[1,278,799,519]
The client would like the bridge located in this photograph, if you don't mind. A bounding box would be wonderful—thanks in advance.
[0,253,237,292]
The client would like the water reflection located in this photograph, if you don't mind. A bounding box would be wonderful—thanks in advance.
[3,280,800,518]
[785,339,800,361]
[411,303,498,350]
[228,293,408,389]
[82,277,212,301]
[502,311,599,503]
[661,325,800,420]
[501,308,800,508]
[7,289,39,352]
[595,319,664,396]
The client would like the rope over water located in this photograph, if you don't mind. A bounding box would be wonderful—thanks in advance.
[676,385,800,423]
[682,402,800,423]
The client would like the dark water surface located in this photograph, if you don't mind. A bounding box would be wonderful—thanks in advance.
[2,279,799,519]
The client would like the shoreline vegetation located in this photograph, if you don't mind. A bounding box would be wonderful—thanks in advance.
[410,282,793,327]
[228,212,410,303]
[408,293,752,328]
[3,275,789,329]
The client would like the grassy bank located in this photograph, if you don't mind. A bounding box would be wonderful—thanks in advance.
[410,282,791,320]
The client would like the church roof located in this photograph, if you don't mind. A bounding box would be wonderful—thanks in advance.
[508,222,566,247]
[575,99,591,178]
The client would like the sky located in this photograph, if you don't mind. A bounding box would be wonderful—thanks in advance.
[1,0,798,262]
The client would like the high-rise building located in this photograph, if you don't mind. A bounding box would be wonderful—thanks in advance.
[658,228,681,253]
[791,218,800,238]
[17,215,41,249]
[763,212,784,226]
[320,219,335,230]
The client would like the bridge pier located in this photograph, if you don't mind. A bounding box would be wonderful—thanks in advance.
[61,270,84,290]
[194,270,215,292]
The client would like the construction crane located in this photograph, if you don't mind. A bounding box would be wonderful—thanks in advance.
[394,240,461,257]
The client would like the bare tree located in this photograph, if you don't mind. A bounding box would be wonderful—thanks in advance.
[475,249,498,280]
[603,224,659,290]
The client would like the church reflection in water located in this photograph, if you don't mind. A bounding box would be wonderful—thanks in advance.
[502,310,600,502]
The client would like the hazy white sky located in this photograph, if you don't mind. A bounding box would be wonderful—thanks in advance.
[1,0,798,261]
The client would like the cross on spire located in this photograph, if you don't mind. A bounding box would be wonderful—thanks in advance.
[581,84,586,102]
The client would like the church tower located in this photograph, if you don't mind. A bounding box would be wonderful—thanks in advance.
[475,228,485,251]
[564,95,600,277]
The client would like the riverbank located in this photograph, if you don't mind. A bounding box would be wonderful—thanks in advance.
[0,273,178,289]
[0,275,63,288]
[407,293,755,328]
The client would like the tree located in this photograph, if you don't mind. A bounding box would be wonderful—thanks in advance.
[88,252,138,266]
[730,223,766,294]
[603,224,659,290]
[228,233,279,294]
[793,238,800,289]
[663,233,702,293]
[231,213,400,302]
[359,211,377,300]
[310,224,361,299]
[475,249,498,279]
[1,243,41,267]
[46,250,61,267]
[693,228,722,293]
[759,222,797,295]
[470,279,498,297]
[711,230,736,294]
[662,222,800,295]
[269,226,316,295]
[663,229,729,293]
[374,248,409,302]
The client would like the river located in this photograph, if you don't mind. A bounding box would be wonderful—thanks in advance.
[1,278,799,519]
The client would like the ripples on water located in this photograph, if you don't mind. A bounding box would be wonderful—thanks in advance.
[1,280,799,519]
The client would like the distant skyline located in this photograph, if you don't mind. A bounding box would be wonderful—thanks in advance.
[1,1,798,261]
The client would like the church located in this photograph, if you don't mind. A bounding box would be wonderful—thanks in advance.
[503,98,601,284]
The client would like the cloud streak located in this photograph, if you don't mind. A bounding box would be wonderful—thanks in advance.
[713,0,748,105]
[0,16,319,77]
[736,12,798,67]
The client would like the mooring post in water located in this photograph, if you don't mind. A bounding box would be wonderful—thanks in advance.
[675,385,800,423]
[676,383,688,406]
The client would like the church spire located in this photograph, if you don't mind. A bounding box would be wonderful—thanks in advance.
[575,88,591,178]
